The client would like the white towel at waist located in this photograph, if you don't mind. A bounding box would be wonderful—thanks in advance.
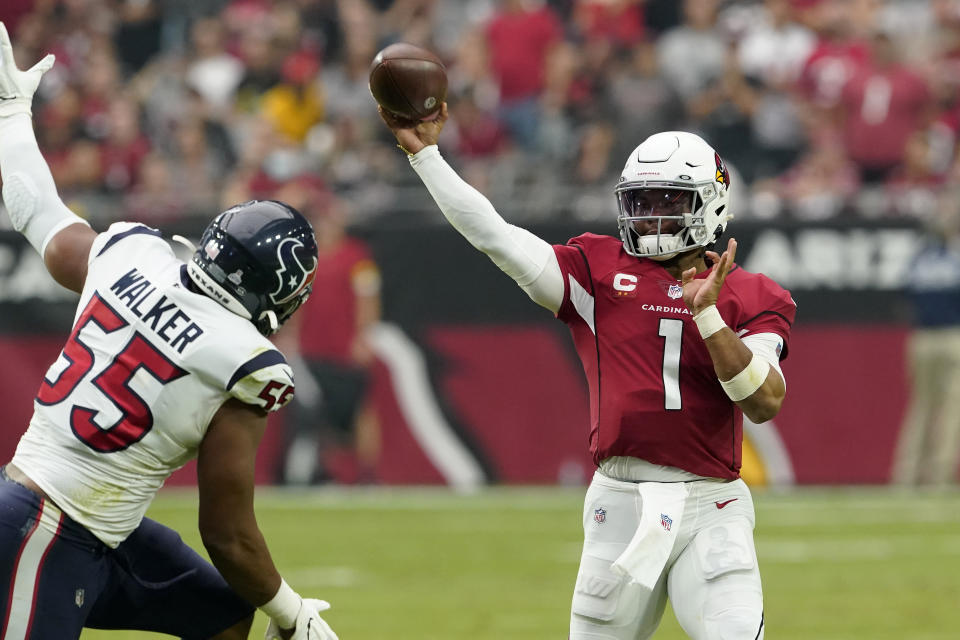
[610,481,689,589]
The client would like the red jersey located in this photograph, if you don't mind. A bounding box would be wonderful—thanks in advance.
[841,64,930,170]
[486,6,562,101]
[798,39,870,107]
[554,234,796,479]
[297,238,378,363]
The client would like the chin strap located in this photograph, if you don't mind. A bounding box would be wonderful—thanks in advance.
[257,310,279,335]
[171,234,197,253]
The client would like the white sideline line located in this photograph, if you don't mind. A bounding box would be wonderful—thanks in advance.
[246,499,958,522]
[149,486,960,514]
[760,510,960,526]
[281,566,362,588]
[250,491,583,511]
[759,535,960,562]
[760,494,957,506]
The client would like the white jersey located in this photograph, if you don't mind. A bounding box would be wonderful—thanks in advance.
[11,223,295,547]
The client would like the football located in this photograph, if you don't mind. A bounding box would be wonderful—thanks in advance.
[369,42,447,122]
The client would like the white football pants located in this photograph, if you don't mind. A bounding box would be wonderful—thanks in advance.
[569,472,764,640]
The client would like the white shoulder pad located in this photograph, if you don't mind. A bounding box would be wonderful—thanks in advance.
[226,349,296,412]
[89,222,165,265]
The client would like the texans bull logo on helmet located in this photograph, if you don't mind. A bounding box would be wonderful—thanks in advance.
[269,237,318,305]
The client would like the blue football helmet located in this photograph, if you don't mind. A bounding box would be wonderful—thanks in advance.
[187,200,318,335]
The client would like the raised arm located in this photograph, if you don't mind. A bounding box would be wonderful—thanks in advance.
[681,239,786,423]
[379,104,564,313]
[0,22,96,294]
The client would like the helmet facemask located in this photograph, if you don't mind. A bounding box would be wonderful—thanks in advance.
[616,182,725,260]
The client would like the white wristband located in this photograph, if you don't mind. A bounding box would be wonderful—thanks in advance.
[720,353,771,402]
[261,579,301,629]
[693,305,726,339]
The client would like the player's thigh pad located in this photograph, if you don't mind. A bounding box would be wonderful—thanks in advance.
[668,517,763,640]
[570,560,669,640]
[570,474,668,640]
[84,517,253,639]
[572,552,624,622]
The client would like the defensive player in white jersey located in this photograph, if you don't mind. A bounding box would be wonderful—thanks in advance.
[380,102,795,639]
[0,24,336,640]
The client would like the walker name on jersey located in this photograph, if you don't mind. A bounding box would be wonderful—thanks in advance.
[108,268,204,354]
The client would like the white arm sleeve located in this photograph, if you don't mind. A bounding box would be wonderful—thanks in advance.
[0,113,89,256]
[409,145,564,313]
[741,332,786,390]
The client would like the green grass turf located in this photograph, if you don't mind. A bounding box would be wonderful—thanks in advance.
[79,487,960,639]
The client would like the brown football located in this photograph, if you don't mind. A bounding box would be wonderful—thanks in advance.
[369,43,447,122]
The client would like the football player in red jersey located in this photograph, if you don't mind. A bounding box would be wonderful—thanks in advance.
[381,103,795,639]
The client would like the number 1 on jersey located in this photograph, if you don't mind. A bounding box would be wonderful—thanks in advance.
[658,318,683,410]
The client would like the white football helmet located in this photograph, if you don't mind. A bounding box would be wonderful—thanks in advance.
[615,131,733,261]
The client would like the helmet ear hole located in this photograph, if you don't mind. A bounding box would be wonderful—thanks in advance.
[708,205,727,249]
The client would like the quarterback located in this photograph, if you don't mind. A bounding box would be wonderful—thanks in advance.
[380,103,794,639]
[0,24,336,640]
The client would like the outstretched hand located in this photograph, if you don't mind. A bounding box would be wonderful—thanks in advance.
[0,22,55,118]
[377,102,448,156]
[681,238,737,315]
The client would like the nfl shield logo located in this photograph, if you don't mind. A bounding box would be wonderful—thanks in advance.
[660,513,673,531]
[667,284,683,299]
[75,589,84,607]
[594,508,606,524]
[203,239,220,259]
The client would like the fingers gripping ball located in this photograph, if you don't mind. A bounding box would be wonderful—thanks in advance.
[369,42,446,123]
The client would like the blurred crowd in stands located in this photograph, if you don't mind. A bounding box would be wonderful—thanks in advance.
[2,0,960,227]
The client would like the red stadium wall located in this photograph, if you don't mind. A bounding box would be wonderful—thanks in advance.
[0,221,924,486]
[773,326,908,483]
[0,324,911,486]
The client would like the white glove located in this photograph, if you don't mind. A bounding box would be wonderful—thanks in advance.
[0,22,55,118]
[264,598,338,640]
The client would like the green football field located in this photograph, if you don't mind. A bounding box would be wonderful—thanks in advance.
[80,487,959,640]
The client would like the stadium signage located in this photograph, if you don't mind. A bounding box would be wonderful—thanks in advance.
[742,227,921,290]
